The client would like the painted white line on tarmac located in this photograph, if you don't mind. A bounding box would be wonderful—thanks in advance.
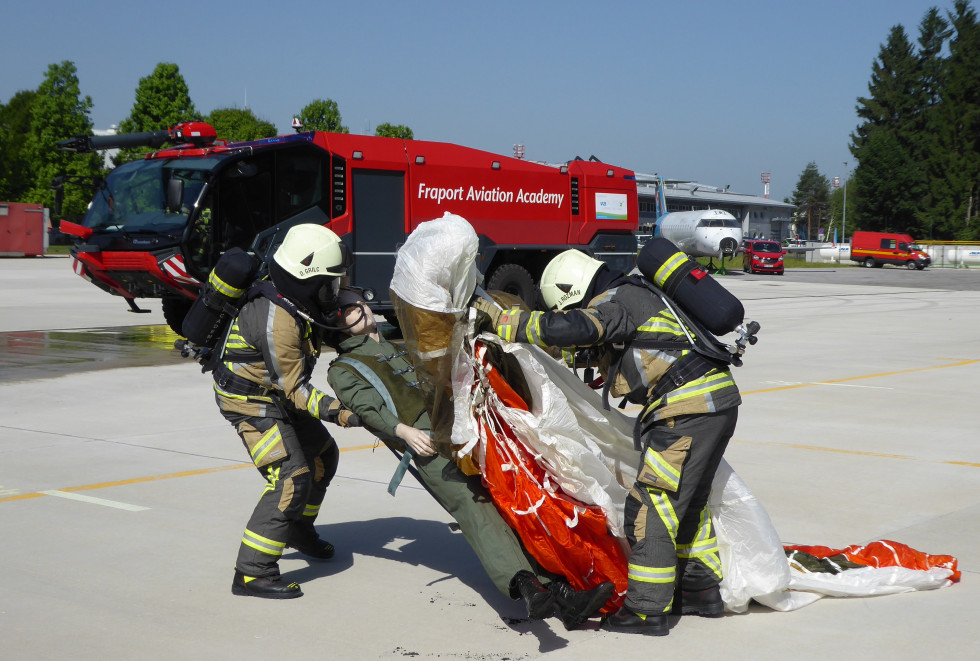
[812,382,893,389]
[40,490,149,511]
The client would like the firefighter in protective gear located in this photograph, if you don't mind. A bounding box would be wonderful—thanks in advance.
[474,249,741,635]
[215,224,357,599]
[325,292,613,628]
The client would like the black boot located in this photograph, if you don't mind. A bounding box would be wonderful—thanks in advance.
[549,579,615,630]
[287,521,335,560]
[600,605,668,636]
[508,570,556,620]
[674,585,724,617]
[231,570,303,599]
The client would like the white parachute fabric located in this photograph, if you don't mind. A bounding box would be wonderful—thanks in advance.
[708,461,794,612]
[452,329,636,537]
[389,212,481,314]
[451,328,793,606]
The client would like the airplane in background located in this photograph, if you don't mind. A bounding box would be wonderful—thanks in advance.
[636,174,743,260]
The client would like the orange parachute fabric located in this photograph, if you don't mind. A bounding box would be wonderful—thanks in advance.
[784,540,960,582]
[473,341,628,612]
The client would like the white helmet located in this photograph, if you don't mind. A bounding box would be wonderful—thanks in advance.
[270,224,351,319]
[539,249,605,310]
[272,224,349,279]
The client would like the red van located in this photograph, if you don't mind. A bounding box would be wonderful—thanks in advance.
[849,231,931,270]
[742,239,785,275]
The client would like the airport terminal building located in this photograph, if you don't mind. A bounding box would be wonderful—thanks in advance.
[636,177,797,242]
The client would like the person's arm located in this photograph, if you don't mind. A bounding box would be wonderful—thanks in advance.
[483,299,634,349]
[327,363,435,455]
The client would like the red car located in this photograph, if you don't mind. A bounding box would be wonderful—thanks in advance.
[742,239,785,275]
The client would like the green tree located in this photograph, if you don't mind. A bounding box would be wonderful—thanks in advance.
[0,89,37,201]
[790,162,831,240]
[205,107,278,142]
[116,63,198,164]
[936,0,980,239]
[850,24,926,233]
[296,98,348,133]
[374,122,414,139]
[916,8,953,238]
[22,61,101,220]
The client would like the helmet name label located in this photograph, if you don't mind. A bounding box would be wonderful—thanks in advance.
[557,288,581,306]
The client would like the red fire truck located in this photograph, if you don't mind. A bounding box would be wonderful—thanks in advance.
[58,124,638,333]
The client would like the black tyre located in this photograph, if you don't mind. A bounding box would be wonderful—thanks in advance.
[485,263,536,304]
[906,261,918,270]
[162,296,194,336]
[863,258,876,268]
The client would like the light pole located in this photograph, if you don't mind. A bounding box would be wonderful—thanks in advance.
[842,161,848,252]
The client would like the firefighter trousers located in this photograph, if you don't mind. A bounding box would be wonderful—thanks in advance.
[623,408,739,615]
[223,410,339,578]
[407,449,542,595]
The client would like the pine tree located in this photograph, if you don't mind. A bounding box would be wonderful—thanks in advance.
[790,162,831,240]
[939,0,980,239]
[916,8,952,239]
[850,24,925,233]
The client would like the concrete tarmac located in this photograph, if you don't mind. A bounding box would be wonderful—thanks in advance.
[1,257,977,660]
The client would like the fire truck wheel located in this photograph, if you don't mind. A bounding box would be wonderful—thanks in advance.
[162,296,193,336]
[486,263,536,304]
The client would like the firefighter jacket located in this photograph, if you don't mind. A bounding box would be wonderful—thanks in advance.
[491,279,741,423]
[326,334,429,447]
[213,293,336,420]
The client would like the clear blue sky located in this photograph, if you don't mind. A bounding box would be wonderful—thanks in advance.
[0,0,951,201]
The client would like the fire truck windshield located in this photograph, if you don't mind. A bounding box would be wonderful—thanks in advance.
[83,158,219,233]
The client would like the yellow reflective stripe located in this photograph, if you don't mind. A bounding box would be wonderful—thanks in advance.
[649,488,679,541]
[242,528,285,557]
[661,371,735,405]
[524,311,546,346]
[637,321,685,335]
[212,382,274,403]
[224,320,252,350]
[654,252,687,288]
[627,563,676,584]
[495,308,522,343]
[643,447,681,491]
[209,270,246,298]
[308,390,325,417]
[303,503,319,518]
[262,466,280,496]
[676,506,723,579]
[251,426,282,465]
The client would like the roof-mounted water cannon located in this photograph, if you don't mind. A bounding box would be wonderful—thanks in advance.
[57,121,217,154]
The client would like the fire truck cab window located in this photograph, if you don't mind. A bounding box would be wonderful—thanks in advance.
[213,149,331,254]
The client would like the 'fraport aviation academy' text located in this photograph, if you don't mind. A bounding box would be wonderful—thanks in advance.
[418,183,564,208]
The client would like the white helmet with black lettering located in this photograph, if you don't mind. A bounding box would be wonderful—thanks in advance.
[270,224,351,320]
[539,249,605,310]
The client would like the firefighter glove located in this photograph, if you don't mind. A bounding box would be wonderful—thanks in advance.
[472,297,503,333]
[326,398,361,428]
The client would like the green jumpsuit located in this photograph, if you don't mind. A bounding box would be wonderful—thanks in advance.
[327,333,543,595]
